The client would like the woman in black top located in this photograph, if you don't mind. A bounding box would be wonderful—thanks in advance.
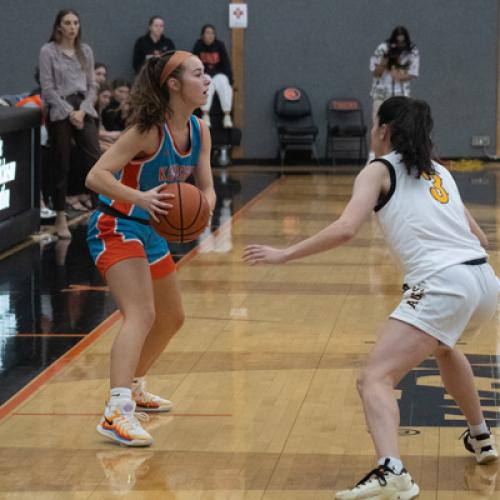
[133,16,175,73]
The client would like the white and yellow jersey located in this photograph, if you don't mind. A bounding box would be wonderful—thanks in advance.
[374,151,487,285]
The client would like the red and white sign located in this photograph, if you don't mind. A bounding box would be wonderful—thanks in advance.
[229,3,247,29]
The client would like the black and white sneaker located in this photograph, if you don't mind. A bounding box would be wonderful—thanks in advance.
[462,429,498,464]
[335,460,419,499]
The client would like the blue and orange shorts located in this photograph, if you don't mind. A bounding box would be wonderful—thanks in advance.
[87,210,176,280]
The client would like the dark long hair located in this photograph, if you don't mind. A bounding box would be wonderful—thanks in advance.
[201,24,216,37]
[127,51,184,133]
[111,79,131,92]
[49,9,86,69]
[378,96,434,177]
[387,25,414,52]
[95,62,108,72]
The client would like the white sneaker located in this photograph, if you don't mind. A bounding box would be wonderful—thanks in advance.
[335,462,419,500]
[96,399,153,447]
[132,379,173,412]
[462,429,499,464]
[40,207,57,219]
[202,113,211,128]
[223,114,233,128]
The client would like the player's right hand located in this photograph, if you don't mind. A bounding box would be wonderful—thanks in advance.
[136,185,174,223]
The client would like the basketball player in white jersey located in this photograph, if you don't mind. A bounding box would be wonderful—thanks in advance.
[244,96,498,499]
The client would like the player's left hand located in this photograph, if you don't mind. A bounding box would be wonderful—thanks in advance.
[243,245,287,265]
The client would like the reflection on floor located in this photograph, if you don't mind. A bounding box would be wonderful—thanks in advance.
[0,169,278,405]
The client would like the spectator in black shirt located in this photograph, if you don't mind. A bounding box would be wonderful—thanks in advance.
[193,24,233,128]
[133,16,175,73]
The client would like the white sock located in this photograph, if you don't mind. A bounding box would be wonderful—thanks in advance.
[469,420,489,437]
[109,387,132,402]
[378,456,404,474]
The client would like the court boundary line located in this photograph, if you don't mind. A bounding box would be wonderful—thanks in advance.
[0,175,285,422]
[14,412,232,417]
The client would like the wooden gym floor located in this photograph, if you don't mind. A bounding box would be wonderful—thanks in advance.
[0,167,498,499]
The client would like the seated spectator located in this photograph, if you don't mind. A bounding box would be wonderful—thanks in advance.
[101,79,131,132]
[95,82,112,117]
[95,82,120,152]
[193,24,233,128]
[132,16,175,73]
[94,62,108,85]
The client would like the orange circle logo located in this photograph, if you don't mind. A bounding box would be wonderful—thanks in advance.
[283,88,301,101]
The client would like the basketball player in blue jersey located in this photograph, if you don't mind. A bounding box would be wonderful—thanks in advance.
[85,51,215,447]
[244,96,498,498]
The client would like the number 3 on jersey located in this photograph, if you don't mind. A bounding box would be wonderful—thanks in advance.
[422,172,449,204]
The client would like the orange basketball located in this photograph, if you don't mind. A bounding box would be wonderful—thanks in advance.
[151,183,210,243]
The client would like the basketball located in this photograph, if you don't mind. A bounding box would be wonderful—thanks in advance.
[150,182,210,243]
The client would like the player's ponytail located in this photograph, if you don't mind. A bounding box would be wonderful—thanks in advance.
[378,96,435,177]
[127,51,183,133]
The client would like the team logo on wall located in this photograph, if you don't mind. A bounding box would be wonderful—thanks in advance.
[397,354,500,426]
[283,88,301,101]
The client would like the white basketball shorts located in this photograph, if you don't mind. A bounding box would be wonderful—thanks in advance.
[390,262,498,347]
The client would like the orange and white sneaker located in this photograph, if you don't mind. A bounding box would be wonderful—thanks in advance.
[97,399,153,447]
[132,379,173,413]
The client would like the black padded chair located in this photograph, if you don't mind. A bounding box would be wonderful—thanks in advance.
[274,87,319,166]
[325,98,367,165]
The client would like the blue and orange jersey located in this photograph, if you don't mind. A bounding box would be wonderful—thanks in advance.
[99,114,203,221]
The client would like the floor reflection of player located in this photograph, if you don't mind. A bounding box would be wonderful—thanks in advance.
[214,198,233,253]
[198,197,232,253]
[464,462,499,498]
[97,449,154,493]
[38,227,104,335]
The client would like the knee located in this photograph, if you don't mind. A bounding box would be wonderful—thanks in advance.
[357,369,394,398]
[156,308,185,334]
[145,308,157,330]
[356,370,368,397]
[171,309,185,332]
[124,306,156,333]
